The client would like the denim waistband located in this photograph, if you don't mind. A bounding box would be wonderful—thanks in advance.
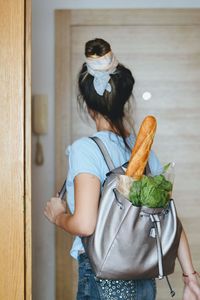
[78,252,89,263]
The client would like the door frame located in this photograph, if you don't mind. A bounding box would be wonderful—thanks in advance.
[25,0,32,299]
[0,0,32,299]
[55,9,200,299]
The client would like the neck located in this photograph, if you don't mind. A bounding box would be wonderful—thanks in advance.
[95,115,113,132]
[94,114,130,137]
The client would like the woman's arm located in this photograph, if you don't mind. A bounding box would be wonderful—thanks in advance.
[178,229,200,299]
[44,173,100,236]
[178,229,195,275]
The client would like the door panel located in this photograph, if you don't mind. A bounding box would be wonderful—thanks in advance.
[71,24,200,300]
[56,10,200,300]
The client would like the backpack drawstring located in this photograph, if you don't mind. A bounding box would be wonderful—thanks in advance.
[150,214,176,298]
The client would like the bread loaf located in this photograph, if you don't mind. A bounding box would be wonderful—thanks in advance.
[125,115,157,179]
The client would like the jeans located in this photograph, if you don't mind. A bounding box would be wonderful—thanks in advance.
[76,253,156,300]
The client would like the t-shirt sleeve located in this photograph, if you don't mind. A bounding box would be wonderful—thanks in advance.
[66,137,102,182]
[149,150,163,176]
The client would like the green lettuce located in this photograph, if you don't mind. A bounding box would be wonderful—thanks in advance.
[129,174,172,208]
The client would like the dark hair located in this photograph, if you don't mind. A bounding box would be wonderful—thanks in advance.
[78,38,135,149]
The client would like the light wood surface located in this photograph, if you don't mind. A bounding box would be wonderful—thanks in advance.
[25,0,32,299]
[70,9,200,26]
[55,9,200,300]
[0,0,24,299]
[55,10,76,300]
[0,0,32,299]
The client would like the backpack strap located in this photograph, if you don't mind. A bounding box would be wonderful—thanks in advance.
[90,136,151,175]
[89,136,115,171]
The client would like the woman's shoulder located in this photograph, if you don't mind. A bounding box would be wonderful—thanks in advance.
[66,135,104,181]
[65,135,99,157]
[71,136,93,148]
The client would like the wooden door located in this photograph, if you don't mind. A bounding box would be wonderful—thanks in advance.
[55,10,200,300]
[0,0,31,299]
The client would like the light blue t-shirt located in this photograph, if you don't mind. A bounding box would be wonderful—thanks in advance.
[65,131,162,259]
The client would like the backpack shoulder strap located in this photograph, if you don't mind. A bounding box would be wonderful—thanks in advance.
[90,136,151,175]
[89,136,115,171]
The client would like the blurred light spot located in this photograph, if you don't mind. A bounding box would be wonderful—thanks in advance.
[142,91,152,101]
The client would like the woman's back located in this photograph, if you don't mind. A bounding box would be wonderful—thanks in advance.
[66,130,162,259]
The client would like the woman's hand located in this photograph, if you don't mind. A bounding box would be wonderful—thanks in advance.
[43,173,100,235]
[183,273,200,300]
[178,230,200,299]
[183,285,198,300]
[44,196,67,224]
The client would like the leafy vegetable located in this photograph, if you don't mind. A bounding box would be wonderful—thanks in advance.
[163,162,171,173]
[129,174,172,208]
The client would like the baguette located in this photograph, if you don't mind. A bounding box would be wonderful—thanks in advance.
[125,115,157,179]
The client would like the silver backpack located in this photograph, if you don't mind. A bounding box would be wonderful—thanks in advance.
[81,136,183,297]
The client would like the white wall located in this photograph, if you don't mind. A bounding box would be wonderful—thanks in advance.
[32,1,200,299]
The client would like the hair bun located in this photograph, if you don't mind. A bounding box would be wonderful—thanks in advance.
[85,38,111,57]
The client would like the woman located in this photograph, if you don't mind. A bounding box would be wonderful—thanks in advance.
[44,38,200,299]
